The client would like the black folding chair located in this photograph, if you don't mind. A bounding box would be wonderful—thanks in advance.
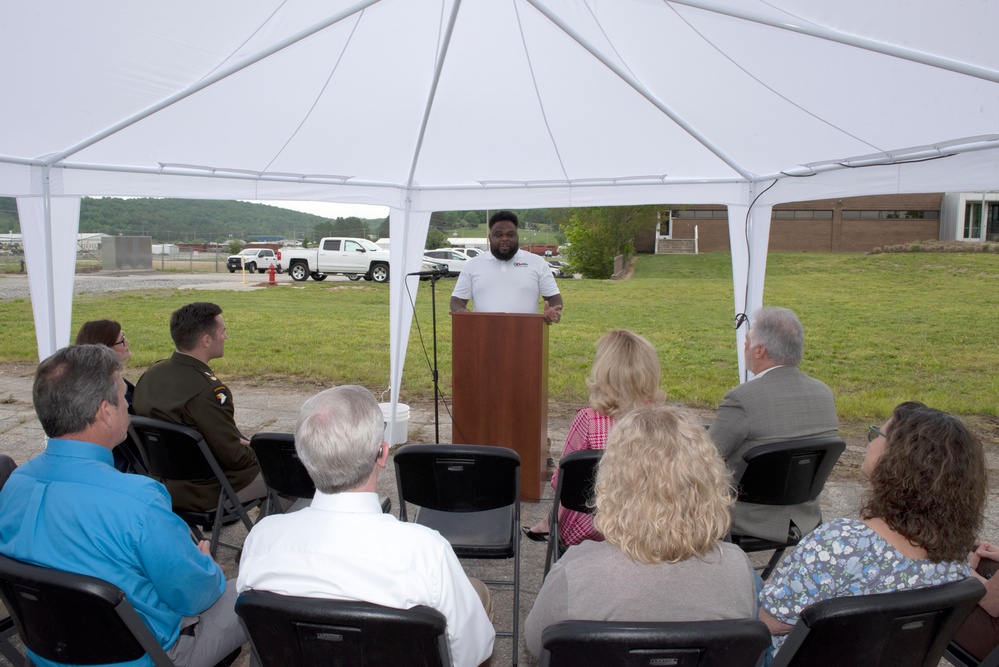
[249,433,315,516]
[394,444,521,666]
[113,424,149,475]
[771,577,986,667]
[236,590,451,667]
[0,554,175,667]
[130,415,259,558]
[249,432,391,515]
[543,449,603,577]
[728,436,845,578]
[540,618,772,667]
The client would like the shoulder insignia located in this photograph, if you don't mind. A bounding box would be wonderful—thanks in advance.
[216,392,228,405]
[203,371,218,381]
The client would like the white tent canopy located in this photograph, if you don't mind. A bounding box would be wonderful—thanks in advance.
[3,0,998,417]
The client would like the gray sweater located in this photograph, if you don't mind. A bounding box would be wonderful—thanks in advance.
[525,540,758,658]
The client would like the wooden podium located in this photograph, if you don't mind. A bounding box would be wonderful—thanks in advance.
[451,312,548,502]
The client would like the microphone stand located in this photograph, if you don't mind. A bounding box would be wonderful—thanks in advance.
[407,268,444,444]
[428,272,441,443]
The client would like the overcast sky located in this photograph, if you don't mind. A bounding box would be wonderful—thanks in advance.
[245,200,389,220]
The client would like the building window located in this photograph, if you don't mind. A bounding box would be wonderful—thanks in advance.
[773,210,833,219]
[965,202,983,239]
[674,209,727,219]
[842,210,939,220]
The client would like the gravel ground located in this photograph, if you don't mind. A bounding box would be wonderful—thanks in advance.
[0,269,349,302]
[0,270,995,666]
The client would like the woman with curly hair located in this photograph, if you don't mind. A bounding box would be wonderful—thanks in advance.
[523,329,665,543]
[76,319,135,409]
[760,402,987,655]
[524,405,758,658]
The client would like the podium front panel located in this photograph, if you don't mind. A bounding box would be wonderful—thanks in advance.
[451,312,548,502]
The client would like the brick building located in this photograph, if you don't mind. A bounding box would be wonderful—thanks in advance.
[635,193,945,253]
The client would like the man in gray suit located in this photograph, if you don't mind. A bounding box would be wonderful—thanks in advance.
[710,306,838,543]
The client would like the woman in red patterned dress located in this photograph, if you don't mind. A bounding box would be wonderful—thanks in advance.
[524,329,666,543]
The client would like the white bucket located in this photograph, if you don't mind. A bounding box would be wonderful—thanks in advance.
[379,402,410,445]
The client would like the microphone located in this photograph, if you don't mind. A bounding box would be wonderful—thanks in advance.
[407,268,444,277]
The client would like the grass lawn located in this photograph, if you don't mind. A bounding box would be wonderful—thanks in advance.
[0,251,996,421]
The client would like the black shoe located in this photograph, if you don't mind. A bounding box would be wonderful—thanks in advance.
[522,526,548,542]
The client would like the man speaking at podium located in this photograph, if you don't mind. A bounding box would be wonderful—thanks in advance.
[450,210,564,323]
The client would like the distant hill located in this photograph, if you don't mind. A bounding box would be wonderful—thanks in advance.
[0,197,384,243]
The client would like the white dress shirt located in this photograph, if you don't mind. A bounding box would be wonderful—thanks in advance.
[237,491,495,667]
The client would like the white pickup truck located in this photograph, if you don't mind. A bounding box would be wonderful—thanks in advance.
[226,247,281,274]
[281,237,391,283]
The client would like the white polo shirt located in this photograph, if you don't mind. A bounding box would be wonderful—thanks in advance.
[451,249,560,314]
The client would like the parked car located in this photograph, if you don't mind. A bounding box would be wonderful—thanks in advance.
[453,247,484,259]
[345,257,447,282]
[547,259,571,278]
[423,249,469,276]
[227,248,280,274]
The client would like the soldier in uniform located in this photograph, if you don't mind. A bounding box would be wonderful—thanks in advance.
[133,302,266,513]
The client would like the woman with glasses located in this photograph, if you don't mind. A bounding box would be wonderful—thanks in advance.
[76,319,134,410]
[759,401,987,657]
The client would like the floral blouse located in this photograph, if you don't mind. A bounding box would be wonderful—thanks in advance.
[761,517,970,652]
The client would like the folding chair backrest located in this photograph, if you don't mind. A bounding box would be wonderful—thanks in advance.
[771,577,986,667]
[540,618,772,667]
[545,449,604,576]
[554,449,603,514]
[236,590,451,667]
[250,433,316,499]
[113,425,149,475]
[130,415,217,481]
[0,554,174,666]
[394,445,520,515]
[733,436,845,506]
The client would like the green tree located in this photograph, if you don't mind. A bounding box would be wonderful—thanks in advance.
[313,220,336,238]
[560,205,657,279]
[377,216,391,239]
[330,216,369,237]
[425,228,448,249]
[227,240,243,255]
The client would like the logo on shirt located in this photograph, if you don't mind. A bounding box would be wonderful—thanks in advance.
[513,262,528,267]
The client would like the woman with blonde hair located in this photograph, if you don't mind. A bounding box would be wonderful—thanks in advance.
[524,329,665,543]
[761,404,987,656]
[524,405,758,657]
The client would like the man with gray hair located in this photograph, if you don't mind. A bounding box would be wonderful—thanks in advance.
[237,385,495,667]
[0,345,246,667]
[710,306,839,543]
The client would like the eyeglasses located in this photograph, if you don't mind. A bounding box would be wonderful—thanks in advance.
[113,336,127,347]
[374,423,388,461]
[867,425,887,442]
[734,313,749,330]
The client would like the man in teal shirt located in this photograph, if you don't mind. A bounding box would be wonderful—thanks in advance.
[0,345,246,667]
